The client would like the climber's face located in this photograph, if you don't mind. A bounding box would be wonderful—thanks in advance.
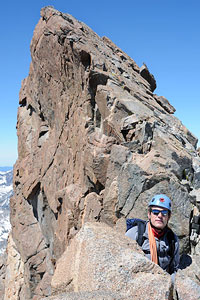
[148,206,170,230]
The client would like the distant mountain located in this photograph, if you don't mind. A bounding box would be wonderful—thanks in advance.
[0,169,12,254]
[0,166,13,172]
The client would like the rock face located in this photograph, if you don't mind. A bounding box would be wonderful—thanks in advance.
[5,6,200,300]
[4,234,25,300]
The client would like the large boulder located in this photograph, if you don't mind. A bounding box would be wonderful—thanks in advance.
[51,222,173,300]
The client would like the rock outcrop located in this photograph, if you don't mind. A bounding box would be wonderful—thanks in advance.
[50,222,173,300]
[3,6,200,300]
[4,234,25,300]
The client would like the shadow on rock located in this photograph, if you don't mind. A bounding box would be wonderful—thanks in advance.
[179,254,192,270]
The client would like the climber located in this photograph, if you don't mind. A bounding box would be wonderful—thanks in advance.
[125,194,180,276]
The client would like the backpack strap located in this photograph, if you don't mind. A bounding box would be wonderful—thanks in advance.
[166,227,175,256]
[126,218,146,246]
[137,220,147,246]
[166,227,176,274]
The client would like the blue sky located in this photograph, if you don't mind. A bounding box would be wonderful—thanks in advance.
[0,0,199,166]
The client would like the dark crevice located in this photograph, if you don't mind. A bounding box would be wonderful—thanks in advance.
[115,210,124,219]
[123,86,131,93]
[15,180,20,187]
[87,176,105,195]
[103,63,107,72]
[20,97,27,107]
[39,113,45,122]
[121,129,130,141]
[118,67,124,74]
[58,34,66,46]
[94,106,101,128]
[120,55,127,62]
[140,64,157,92]
[39,271,45,280]
[27,222,38,227]
[38,101,45,121]
[27,184,57,257]
[88,71,108,127]
[39,130,49,139]
[95,181,104,194]
[57,197,63,214]
[89,71,108,97]
[27,104,36,116]
[70,40,73,49]
[82,189,90,199]
[27,183,41,221]
[54,212,58,220]
[65,111,69,123]
[81,81,84,90]
[80,50,91,70]
[175,290,179,300]
[61,14,74,25]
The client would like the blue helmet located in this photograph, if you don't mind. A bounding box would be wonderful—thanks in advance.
[148,194,172,211]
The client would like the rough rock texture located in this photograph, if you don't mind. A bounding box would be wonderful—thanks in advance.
[0,253,7,300]
[175,272,200,300]
[4,234,25,300]
[40,290,142,300]
[51,222,172,299]
[5,5,200,300]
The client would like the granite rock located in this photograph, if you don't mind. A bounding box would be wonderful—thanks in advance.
[6,6,200,299]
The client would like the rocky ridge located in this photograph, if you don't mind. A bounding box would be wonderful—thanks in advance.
[3,6,200,300]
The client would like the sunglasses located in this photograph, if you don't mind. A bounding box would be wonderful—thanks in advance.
[151,209,169,216]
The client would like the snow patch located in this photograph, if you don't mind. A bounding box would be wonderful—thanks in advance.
[0,170,12,254]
